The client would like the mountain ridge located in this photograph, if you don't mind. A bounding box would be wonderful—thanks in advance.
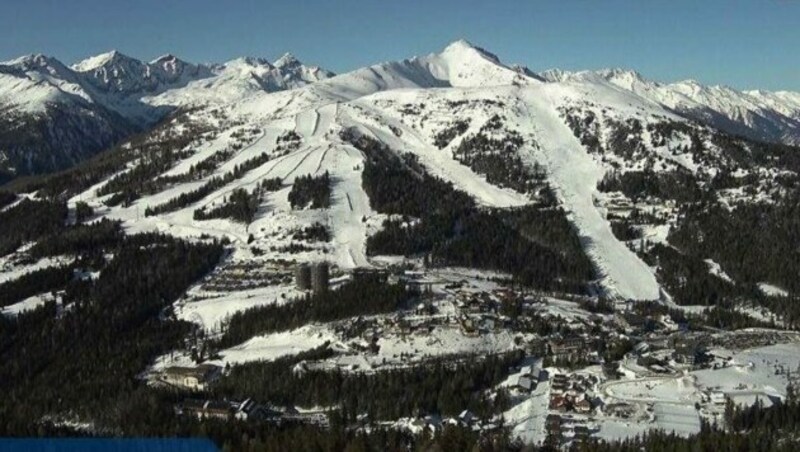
[0,50,335,180]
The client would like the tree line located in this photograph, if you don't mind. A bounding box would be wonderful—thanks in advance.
[0,232,223,433]
[217,278,413,348]
[288,172,331,209]
[213,346,522,421]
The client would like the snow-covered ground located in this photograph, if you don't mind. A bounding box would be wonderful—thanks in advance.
[500,339,800,445]
[759,283,789,298]
[0,255,68,285]
[50,39,685,303]
[1,292,53,317]
[174,283,302,333]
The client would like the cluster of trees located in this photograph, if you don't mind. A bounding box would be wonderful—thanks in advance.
[275,130,302,153]
[0,265,75,308]
[369,205,594,293]
[214,346,522,421]
[702,306,775,330]
[353,130,475,217]
[705,125,800,175]
[645,120,716,168]
[740,135,800,175]
[74,201,93,223]
[0,232,223,433]
[208,423,518,452]
[646,118,800,178]
[631,300,772,332]
[643,243,738,306]
[344,128,594,292]
[3,382,519,452]
[432,207,595,293]
[288,172,331,209]
[640,194,800,327]
[0,198,67,256]
[181,149,236,179]
[260,177,283,192]
[598,168,707,203]
[452,116,544,195]
[292,223,330,242]
[669,194,800,296]
[194,188,260,224]
[217,279,412,347]
[609,219,641,241]
[97,148,215,205]
[605,118,648,160]
[82,118,214,206]
[104,148,241,207]
[0,190,16,209]
[561,107,603,154]
[145,152,272,216]
[28,219,124,259]
[433,119,470,149]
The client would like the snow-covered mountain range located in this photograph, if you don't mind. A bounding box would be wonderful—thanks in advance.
[2,40,799,303]
[2,41,799,184]
[0,50,333,180]
[539,67,800,146]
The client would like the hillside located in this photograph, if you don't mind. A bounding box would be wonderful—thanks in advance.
[0,50,333,181]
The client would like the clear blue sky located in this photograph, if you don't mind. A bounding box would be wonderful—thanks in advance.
[2,0,798,91]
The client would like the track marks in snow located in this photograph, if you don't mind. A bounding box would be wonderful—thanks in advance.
[280,146,322,181]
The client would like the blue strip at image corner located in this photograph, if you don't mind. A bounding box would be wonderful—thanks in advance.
[0,438,220,452]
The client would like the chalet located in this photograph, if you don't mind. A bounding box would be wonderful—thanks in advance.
[178,399,232,420]
[482,317,498,331]
[709,392,727,406]
[633,341,650,355]
[493,288,519,304]
[458,410,474,426]
[674,341,702,365]
[160,364,221,391]
[460,318,479,337]
[549,395,569,412]
[465,297,485,313]
[574,397,592,414]
[659,314,680,332]
[514,375,535,392]
[551,374,569,392]
[549,336,585,360]
[400,273,447,294]
[415,302,436,316]
[233,399,281,421]
[352,268,388,284]
[615,312,652,333]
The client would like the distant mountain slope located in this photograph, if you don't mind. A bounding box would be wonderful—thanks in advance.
[0,51,333,180]
[539,67,800,145]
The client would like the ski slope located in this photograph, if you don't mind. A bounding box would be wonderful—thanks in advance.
[519,86,661,300]
[63,40,691,302]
